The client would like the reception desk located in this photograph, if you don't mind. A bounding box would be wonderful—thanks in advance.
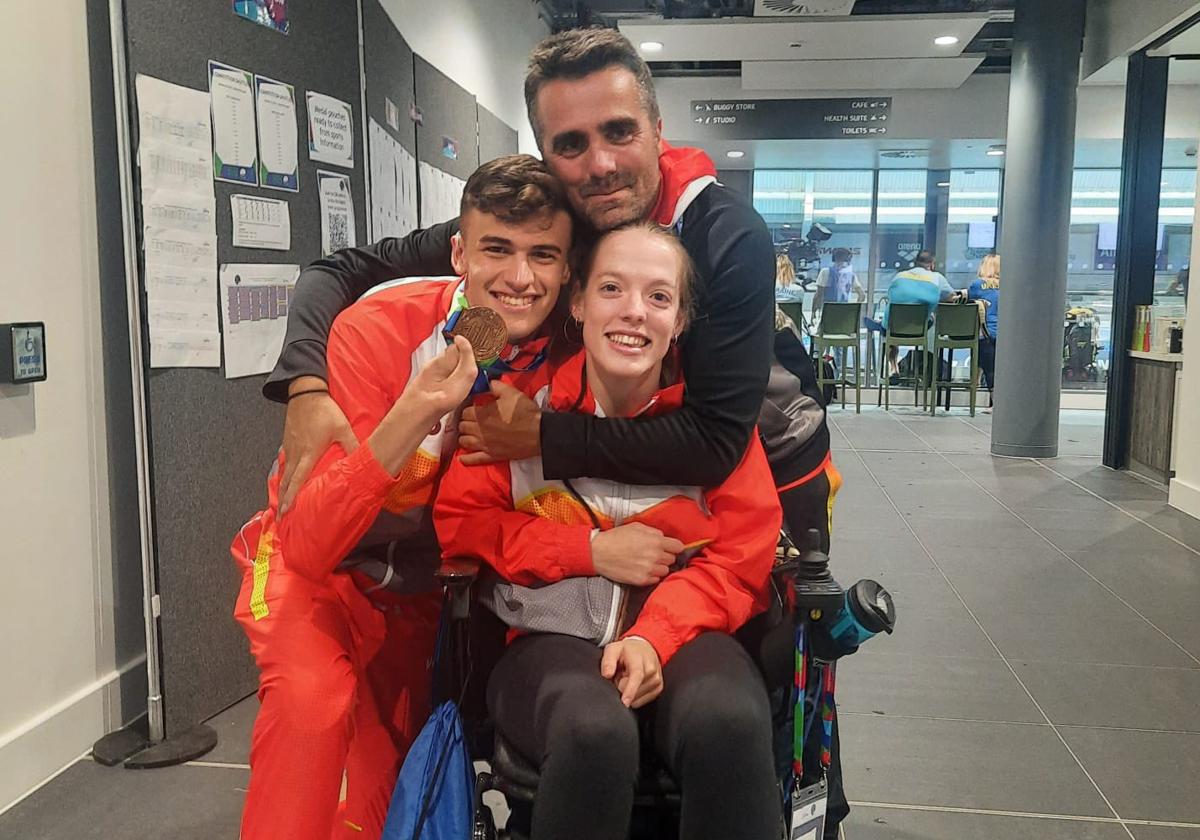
[1127,350,1185,483]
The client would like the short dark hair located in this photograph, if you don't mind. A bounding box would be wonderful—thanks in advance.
[914,250,935,268]
[525,27,660,149]
[832,247,852,264]
[460,154,570,226]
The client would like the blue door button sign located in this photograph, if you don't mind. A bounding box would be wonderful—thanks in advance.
[3,322,47,384]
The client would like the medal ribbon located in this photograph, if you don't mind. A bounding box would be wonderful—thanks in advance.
[442,292,548,395]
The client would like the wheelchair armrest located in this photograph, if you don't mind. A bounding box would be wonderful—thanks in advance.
[436,556,481,589]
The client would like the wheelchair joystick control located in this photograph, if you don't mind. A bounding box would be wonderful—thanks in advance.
[791,529,845,617]
[789,529,898,659]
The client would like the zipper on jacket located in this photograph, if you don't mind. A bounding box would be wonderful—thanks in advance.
[601,583,627,645]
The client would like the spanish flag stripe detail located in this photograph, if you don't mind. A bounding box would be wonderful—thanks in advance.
[825,462,843,538]
[249,527,274,621]
[775,451,834,494]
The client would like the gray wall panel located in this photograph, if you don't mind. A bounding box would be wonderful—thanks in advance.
[414,55,479,181]
[477,103,519,164]
[121,0,366,734]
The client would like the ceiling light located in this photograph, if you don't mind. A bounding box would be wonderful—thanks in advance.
[640,41,663,53]
[934,35,960,46]
[726,150,745,159]
[936,181,950,188]
[986,149,1005,157]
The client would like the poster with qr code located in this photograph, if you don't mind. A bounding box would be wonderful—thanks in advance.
[318,170,356,255]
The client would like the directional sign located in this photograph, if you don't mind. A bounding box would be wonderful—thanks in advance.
[688,98,893,140]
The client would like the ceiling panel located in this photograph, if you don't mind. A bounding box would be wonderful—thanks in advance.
[619,14,987,62]
[743,56,984,90]
[754,0,858,16]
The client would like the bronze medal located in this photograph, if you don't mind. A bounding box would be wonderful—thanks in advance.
[449,306,506,364]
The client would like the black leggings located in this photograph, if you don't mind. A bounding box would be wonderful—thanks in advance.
[487,632,780,840]
[979,334,996,396]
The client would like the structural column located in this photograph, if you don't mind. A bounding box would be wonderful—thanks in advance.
[991,0,1086,458]
[1102,52,1169,469]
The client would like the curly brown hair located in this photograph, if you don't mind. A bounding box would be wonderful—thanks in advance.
[460,154,570,226]
[524,27,660,150]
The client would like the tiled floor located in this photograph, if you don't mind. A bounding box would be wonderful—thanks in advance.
[3,407,1199,839]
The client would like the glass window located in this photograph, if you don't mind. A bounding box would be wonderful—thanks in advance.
[944,169,1002,290]
[1157,168,1193,305]
[871,170,928,319]
[753,170,873,326]
[1063,169,1121,390]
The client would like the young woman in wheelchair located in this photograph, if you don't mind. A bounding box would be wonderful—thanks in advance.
[435,222,784,840]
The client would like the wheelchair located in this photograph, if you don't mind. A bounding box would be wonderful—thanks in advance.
[430,529,866,840]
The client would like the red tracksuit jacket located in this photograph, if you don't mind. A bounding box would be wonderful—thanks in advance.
[434,351,782,665]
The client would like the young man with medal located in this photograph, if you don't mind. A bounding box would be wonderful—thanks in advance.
[229,154,573,840]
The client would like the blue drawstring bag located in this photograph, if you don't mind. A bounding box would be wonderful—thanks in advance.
[381,700,473,840]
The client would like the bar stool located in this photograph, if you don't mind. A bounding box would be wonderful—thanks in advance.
[930,302,981,416]
[879,303,933,411]
[814,302,862,413]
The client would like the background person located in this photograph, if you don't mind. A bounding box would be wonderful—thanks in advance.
[435,224,781,840]
[967,252,1000,406]
[811,247,864,323]
[775,252,805,303]
[880,249,959,378]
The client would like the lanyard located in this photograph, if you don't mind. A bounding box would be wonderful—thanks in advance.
[793,622,836,777]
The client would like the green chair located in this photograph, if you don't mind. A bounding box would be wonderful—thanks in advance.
[814,302,862,413]
[930,302,981,416]
[778,301,807,336]
[878,303,933,411]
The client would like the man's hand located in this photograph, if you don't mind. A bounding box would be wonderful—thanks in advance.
[458,379,542,465]
[279,376,357,515]
[400,335,479,421]
[591,523,683,586]
[601,637,663,708]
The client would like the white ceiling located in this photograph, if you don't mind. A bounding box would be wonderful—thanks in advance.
[618,14,987,63]
[742,56,984,91]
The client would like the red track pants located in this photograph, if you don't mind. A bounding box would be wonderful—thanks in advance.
[234,557,440,840]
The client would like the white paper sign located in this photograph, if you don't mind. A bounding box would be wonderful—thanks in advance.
[367,118,418,240]
[231,194,291,250]
[219,263,300,378]
[135,75,213,153]
[255,75,299,191]
[318,170,356,255]
[138,140,212,195]
[142,189,216,234]
[419,161,465,228]
[150,330,220,368]
[144,227,218,269]
[208,62,258,185]
[306,91,354,168]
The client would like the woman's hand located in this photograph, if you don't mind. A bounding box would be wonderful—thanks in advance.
[601,637,663,708]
